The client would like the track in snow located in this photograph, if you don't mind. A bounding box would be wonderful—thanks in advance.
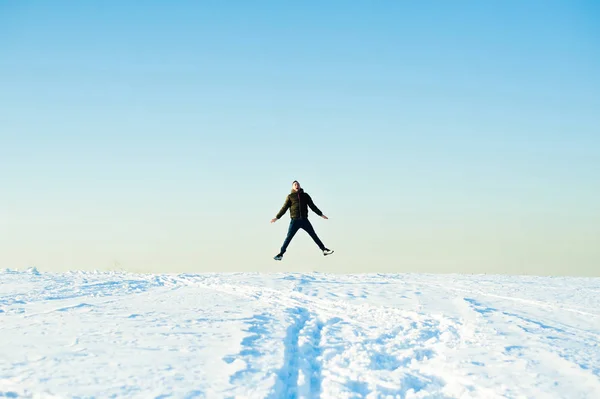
[1,269,599,398]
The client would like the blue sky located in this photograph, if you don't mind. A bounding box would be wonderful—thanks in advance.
[1,1,598,275]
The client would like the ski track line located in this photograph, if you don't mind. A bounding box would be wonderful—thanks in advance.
[224,308,324,399]
[18,285,176,320]
[463,297,600,391]
[190,280,329,399]
[267,308,324,399]
[438,283,600,318]
[462,295,600,351]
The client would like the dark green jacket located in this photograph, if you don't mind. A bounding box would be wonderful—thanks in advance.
[276,189,323,220]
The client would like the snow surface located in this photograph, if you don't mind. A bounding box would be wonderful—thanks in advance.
[1,268,600,398]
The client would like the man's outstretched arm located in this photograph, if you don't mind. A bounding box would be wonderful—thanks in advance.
[271,197,291,223]
[307,194,328,219]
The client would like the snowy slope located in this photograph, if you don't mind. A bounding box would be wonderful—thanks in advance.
[1,269,599,398]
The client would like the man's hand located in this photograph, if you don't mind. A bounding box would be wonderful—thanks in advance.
[270,218,278,223]
[321,215,329,220]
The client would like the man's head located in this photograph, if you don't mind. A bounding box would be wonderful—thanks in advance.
[292,180,301,192]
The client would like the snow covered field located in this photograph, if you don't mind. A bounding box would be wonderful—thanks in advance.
[1,269,599,398]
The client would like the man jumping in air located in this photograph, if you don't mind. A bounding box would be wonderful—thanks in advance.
[271,180,334,261]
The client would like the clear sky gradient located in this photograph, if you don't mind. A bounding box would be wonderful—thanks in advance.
[1,1,598,276]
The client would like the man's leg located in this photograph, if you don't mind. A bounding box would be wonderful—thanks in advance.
[279,219,302,255]
[301,219,326,250]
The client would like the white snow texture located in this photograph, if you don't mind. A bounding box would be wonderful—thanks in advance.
[1,269,600,398]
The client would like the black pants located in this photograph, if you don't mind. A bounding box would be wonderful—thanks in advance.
[280,219,325,254]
